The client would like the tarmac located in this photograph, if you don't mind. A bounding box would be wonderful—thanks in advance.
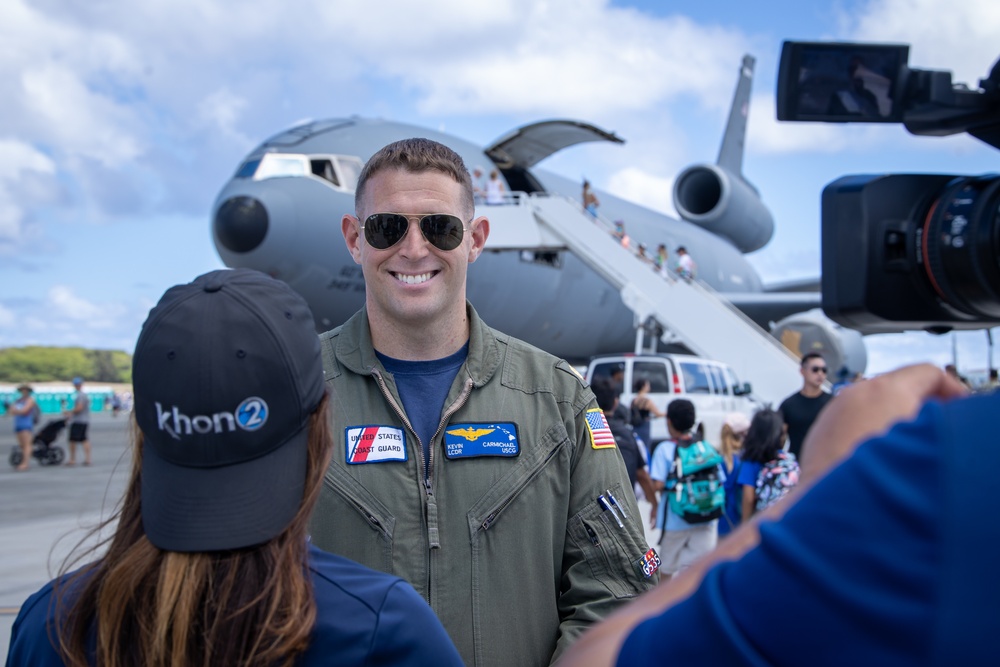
[0,412,662,661]
[0,412,132,662]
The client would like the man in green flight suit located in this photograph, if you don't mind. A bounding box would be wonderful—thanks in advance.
[309,137,659,666]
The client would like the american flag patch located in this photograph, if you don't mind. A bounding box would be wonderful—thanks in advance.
[585,408,617,449]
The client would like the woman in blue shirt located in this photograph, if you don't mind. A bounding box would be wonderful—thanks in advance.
[6,270,462,667]
[11,384,38,471]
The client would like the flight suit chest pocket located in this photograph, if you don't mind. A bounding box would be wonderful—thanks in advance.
[568,487,654,598]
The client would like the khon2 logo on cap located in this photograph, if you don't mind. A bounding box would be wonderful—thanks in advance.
[155,396,269,440]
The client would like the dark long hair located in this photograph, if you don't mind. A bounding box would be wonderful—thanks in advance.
[55,392,332,667]
[741,407,785,464]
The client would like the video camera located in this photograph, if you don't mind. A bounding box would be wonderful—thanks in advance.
[777,41,1000,334]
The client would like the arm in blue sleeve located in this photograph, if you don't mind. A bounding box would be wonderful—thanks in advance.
[368,581,465,667]
[618,402,943,667]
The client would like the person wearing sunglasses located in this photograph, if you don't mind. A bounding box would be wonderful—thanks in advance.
[309,138,658,667]
[778,351,834,458]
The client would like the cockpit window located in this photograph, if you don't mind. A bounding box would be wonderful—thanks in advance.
[304,155,363,192]
[336,156,363,193]
[255,154,309,180]
[235,158,261,179]
[239,152,365,192]
[311,159,339,186]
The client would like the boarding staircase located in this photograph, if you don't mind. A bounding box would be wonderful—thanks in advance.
[480,193,803,405]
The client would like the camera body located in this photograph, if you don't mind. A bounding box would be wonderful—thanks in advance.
[777,41,1000,333]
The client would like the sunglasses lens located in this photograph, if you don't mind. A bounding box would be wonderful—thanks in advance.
[364,213,466,250]
[420,214,465,251]
[364,214,408,249]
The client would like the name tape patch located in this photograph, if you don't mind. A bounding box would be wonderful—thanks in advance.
[444,423,520,459]
[345,425,407,464]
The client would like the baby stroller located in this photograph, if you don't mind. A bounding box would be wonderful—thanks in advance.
[9,418,66,467]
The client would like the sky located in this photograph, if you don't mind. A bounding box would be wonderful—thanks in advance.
[1,0,998,377]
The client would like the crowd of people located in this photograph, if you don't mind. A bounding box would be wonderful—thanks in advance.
[6,139,999,665]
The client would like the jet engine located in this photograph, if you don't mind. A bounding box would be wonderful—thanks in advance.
[770,308,868,380]
[672,164,774,253]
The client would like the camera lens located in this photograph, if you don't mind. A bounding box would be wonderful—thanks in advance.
[921,176,1000,318]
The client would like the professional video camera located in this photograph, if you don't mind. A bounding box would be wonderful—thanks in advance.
[777,41,1000,334]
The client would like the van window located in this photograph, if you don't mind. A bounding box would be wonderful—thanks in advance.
[633,360,670,393]
[725,368,741,394]
[590,362,625,388]
[679,361,712,394]
[709,365,729,395]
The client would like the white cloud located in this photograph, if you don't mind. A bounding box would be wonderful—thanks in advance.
[47,286,126,331]
[845,0,1000,87]
[0,139,56,242]
[21,64,143,167]
[371,7,752,117]
[749,94,851,155]
[198,88,252,145]
[0,287,141,351]
[606,167,676,216]
[0,139,55,180]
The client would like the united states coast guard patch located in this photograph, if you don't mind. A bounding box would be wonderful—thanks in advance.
[345,425,407,464]
[444,423,520,459]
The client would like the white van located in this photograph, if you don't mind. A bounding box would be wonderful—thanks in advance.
[585,353,757,449]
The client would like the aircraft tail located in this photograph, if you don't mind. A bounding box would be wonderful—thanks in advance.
[672,52,772,253]
[716,54,755,174]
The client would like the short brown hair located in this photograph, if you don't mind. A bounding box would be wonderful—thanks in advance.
[355,138,474,218]
[800,352,824,368]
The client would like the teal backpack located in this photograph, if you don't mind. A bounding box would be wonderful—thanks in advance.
[666,437,725,524]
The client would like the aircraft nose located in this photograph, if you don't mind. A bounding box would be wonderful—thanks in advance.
[214,196,269,253]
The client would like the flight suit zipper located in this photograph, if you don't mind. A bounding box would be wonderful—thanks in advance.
[372,368,474,604]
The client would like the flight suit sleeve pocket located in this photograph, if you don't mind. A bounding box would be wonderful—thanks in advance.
[568,495,654,599]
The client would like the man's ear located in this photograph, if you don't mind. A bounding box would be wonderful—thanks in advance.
[342,214,362,264]
[468,215,490,262]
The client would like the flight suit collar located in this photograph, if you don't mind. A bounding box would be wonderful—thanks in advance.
[335,302,503,386]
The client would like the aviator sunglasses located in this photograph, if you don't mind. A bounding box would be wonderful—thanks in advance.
[361,213,469,251]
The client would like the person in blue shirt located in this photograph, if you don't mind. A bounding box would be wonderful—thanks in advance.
[6,269,462,667]
[735,407,793,523]
[10,384,39,471]
[560,363,988,666]
[648,399,723,576]
[717,412,750,537]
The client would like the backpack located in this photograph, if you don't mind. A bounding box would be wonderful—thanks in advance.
[666,438,725,524]
[755,451,800,511]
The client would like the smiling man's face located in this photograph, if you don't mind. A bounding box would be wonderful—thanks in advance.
[343,167,487,337]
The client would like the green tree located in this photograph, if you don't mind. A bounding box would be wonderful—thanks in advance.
[0,346,132,383]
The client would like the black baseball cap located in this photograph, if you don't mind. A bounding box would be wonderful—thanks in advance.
[133,269,324,552]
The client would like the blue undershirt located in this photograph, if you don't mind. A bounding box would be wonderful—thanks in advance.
[375,343,469,478]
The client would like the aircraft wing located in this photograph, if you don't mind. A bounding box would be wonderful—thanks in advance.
[485,120,624,168]
[724,292,822,325]
[761,277,821,293]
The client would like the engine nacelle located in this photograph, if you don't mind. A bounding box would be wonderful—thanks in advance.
[673,164,774,253]
[771,308,868,380]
